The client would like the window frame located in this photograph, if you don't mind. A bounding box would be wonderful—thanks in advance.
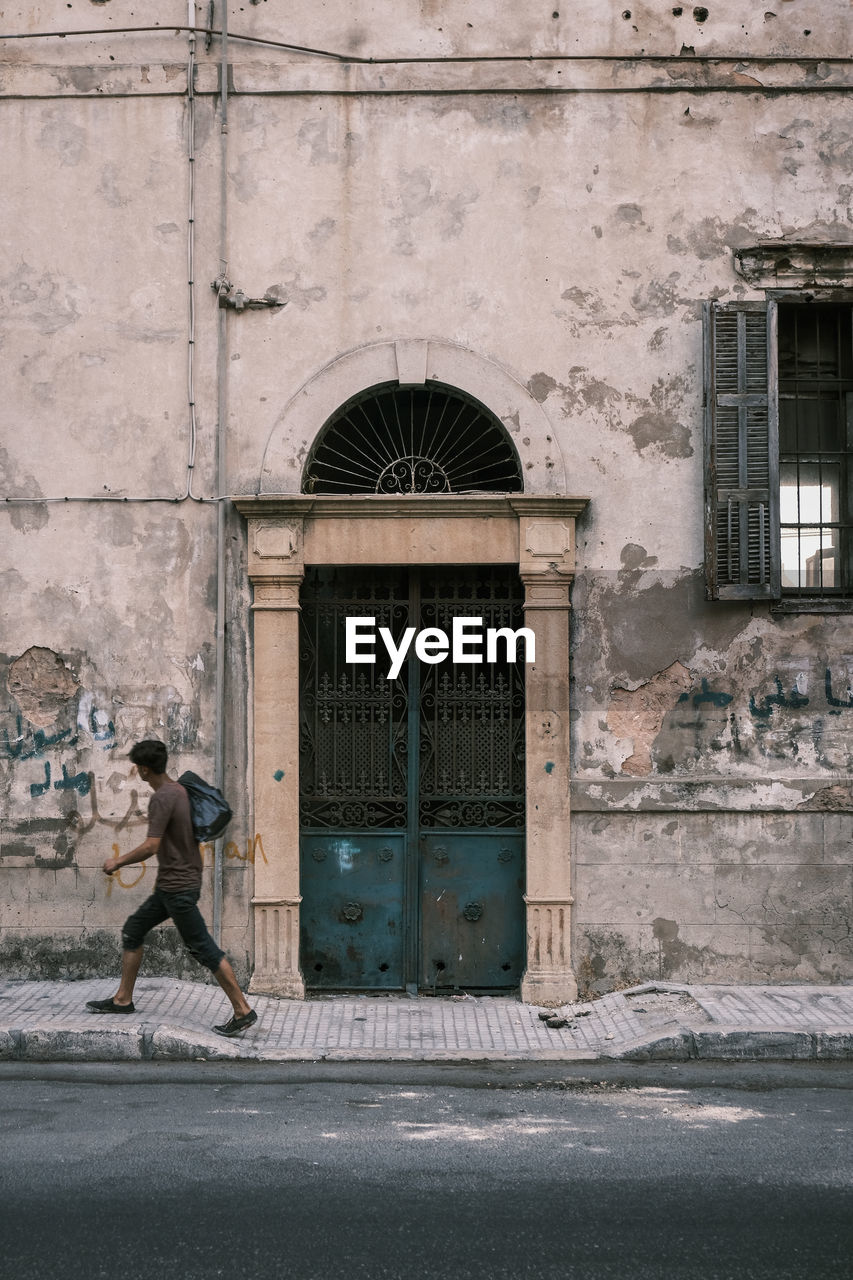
[704,290,853,613]
[774,293,853,608]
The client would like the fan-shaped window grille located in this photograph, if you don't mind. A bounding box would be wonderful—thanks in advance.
[303,382,523,495]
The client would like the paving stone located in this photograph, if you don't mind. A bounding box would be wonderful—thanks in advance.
[0,978,851,1063]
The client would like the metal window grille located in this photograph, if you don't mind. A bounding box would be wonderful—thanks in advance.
[302,383,523,495]
[778,303,853,598]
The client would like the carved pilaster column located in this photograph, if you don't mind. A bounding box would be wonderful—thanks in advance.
[518,513,578,1005]
[247,520,305,997]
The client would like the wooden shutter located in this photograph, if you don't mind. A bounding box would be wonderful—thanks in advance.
[703,300,780,600]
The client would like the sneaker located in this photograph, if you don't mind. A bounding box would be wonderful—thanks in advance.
[213,1009,258,1038]
[86,997,135,1014]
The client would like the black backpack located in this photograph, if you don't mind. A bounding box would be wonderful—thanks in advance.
[178,771,233,841]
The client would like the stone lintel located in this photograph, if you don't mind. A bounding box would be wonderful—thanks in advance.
[734,242,853,289]
[236,494,590,521]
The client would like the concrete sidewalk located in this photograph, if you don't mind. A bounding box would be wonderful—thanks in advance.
[1,977,852,1063]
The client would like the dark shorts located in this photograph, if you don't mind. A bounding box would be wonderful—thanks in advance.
[121,887,225,973]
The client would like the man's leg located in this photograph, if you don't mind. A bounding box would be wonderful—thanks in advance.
[165,890,256,1032]
[213,956,252,1018]
[86,891,167,1013]
[114,945,145,1006]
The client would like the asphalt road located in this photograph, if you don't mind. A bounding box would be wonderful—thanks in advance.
[1,1064,850,1280]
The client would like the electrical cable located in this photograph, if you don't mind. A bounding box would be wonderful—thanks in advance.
[3,22,847,506]
[0,24,848,66]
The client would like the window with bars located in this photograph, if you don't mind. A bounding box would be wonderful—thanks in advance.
[704,297,853,605]
[778,304,853,595]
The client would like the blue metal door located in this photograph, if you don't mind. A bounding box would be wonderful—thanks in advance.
[299,566,525,991]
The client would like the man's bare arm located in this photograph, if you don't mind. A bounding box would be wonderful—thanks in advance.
[102,837,160,876]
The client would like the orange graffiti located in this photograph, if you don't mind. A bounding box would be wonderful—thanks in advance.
[116,863,147,888]
[199,834,268,865]
[104,843,148,896]
[106,835,268,894]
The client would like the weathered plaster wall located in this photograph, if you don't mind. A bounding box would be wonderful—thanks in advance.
[570,572,853,989]
[221,72,852,548]
[572,811,852,991]
[0,505,255,980]
[216,5,852,986]
[0,10,252,978]
[195,1,850,61]
[2,1,852,986]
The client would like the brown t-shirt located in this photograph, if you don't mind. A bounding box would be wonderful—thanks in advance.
[146,780,202,892]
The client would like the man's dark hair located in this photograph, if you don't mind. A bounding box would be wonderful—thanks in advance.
[129,740,168,773]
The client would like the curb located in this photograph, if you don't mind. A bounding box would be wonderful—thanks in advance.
[1,1023,851,1064]
[608,1025,853,1063]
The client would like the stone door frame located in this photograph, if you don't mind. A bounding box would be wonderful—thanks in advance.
[235,492,589,1005]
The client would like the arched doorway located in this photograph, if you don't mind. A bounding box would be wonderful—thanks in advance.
[299,382,526,991]
[238,340,586,1004]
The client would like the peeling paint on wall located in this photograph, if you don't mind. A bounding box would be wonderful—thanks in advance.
[627,375,694,458]
[8,647,79,729]
[607,661,693,776]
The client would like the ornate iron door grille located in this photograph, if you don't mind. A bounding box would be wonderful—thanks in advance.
[299,568,410,830]
[300,567,524,831]
[418,568,525,830]
[299,566,526,991]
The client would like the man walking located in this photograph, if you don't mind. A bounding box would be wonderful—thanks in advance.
[85,739,257,1038]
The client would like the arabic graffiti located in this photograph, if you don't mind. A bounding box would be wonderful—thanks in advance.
[30,764,52,798]
[19,761,269,859]
[2,719,75,763]
[673,669,852,721]
[199,834,269,866]
[1,705,116,762]
[749,678,809,719]
[104,846,148,896]
[825,668,853,710]
[3,702,121,806]
[677,678,733,709]
[66,772,146,835]
[658,664,853,770]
